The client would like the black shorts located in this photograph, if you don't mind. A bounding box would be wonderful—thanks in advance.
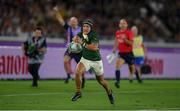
[64,49,82,63]
[118,52,135,65]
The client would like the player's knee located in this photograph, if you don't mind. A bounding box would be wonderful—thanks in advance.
[76,63,85,75]
[64,58,69,63]
[75,67,84,75]
[116,60,124,69]
[64,56,70,63]
[129,66,136,74]
[64,60,70,65]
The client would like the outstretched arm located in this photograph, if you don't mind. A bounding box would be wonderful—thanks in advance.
[53,6,65,26]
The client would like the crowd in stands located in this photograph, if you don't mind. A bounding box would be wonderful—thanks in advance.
[0,0,179,42]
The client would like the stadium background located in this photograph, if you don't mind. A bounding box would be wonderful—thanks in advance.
[0,0,180,42]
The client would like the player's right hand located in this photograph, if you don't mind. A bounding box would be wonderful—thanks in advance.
[73,36,82,44]
[53,7,65,25]
[53,6,58,12]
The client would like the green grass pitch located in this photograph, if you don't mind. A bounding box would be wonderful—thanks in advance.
[0,80,180,110]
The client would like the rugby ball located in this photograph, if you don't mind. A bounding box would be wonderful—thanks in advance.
[68,42,82,53]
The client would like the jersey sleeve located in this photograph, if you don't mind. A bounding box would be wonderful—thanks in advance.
[63,22,69,30]
[91,32,99,44]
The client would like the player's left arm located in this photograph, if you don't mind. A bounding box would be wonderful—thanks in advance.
[85,43,99,51]
[53,6,65,26]
[85,34,99,51]
[123,31,133,45]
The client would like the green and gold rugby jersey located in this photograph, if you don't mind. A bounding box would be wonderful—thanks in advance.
[77,30,101,61]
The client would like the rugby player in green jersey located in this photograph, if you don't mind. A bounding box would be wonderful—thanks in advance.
[71,19,115,104]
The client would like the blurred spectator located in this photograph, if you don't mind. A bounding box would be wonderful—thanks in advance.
[0,0,179,42]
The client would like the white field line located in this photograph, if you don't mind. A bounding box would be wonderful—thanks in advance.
[0,92,61,97]
[0,90,162,97]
